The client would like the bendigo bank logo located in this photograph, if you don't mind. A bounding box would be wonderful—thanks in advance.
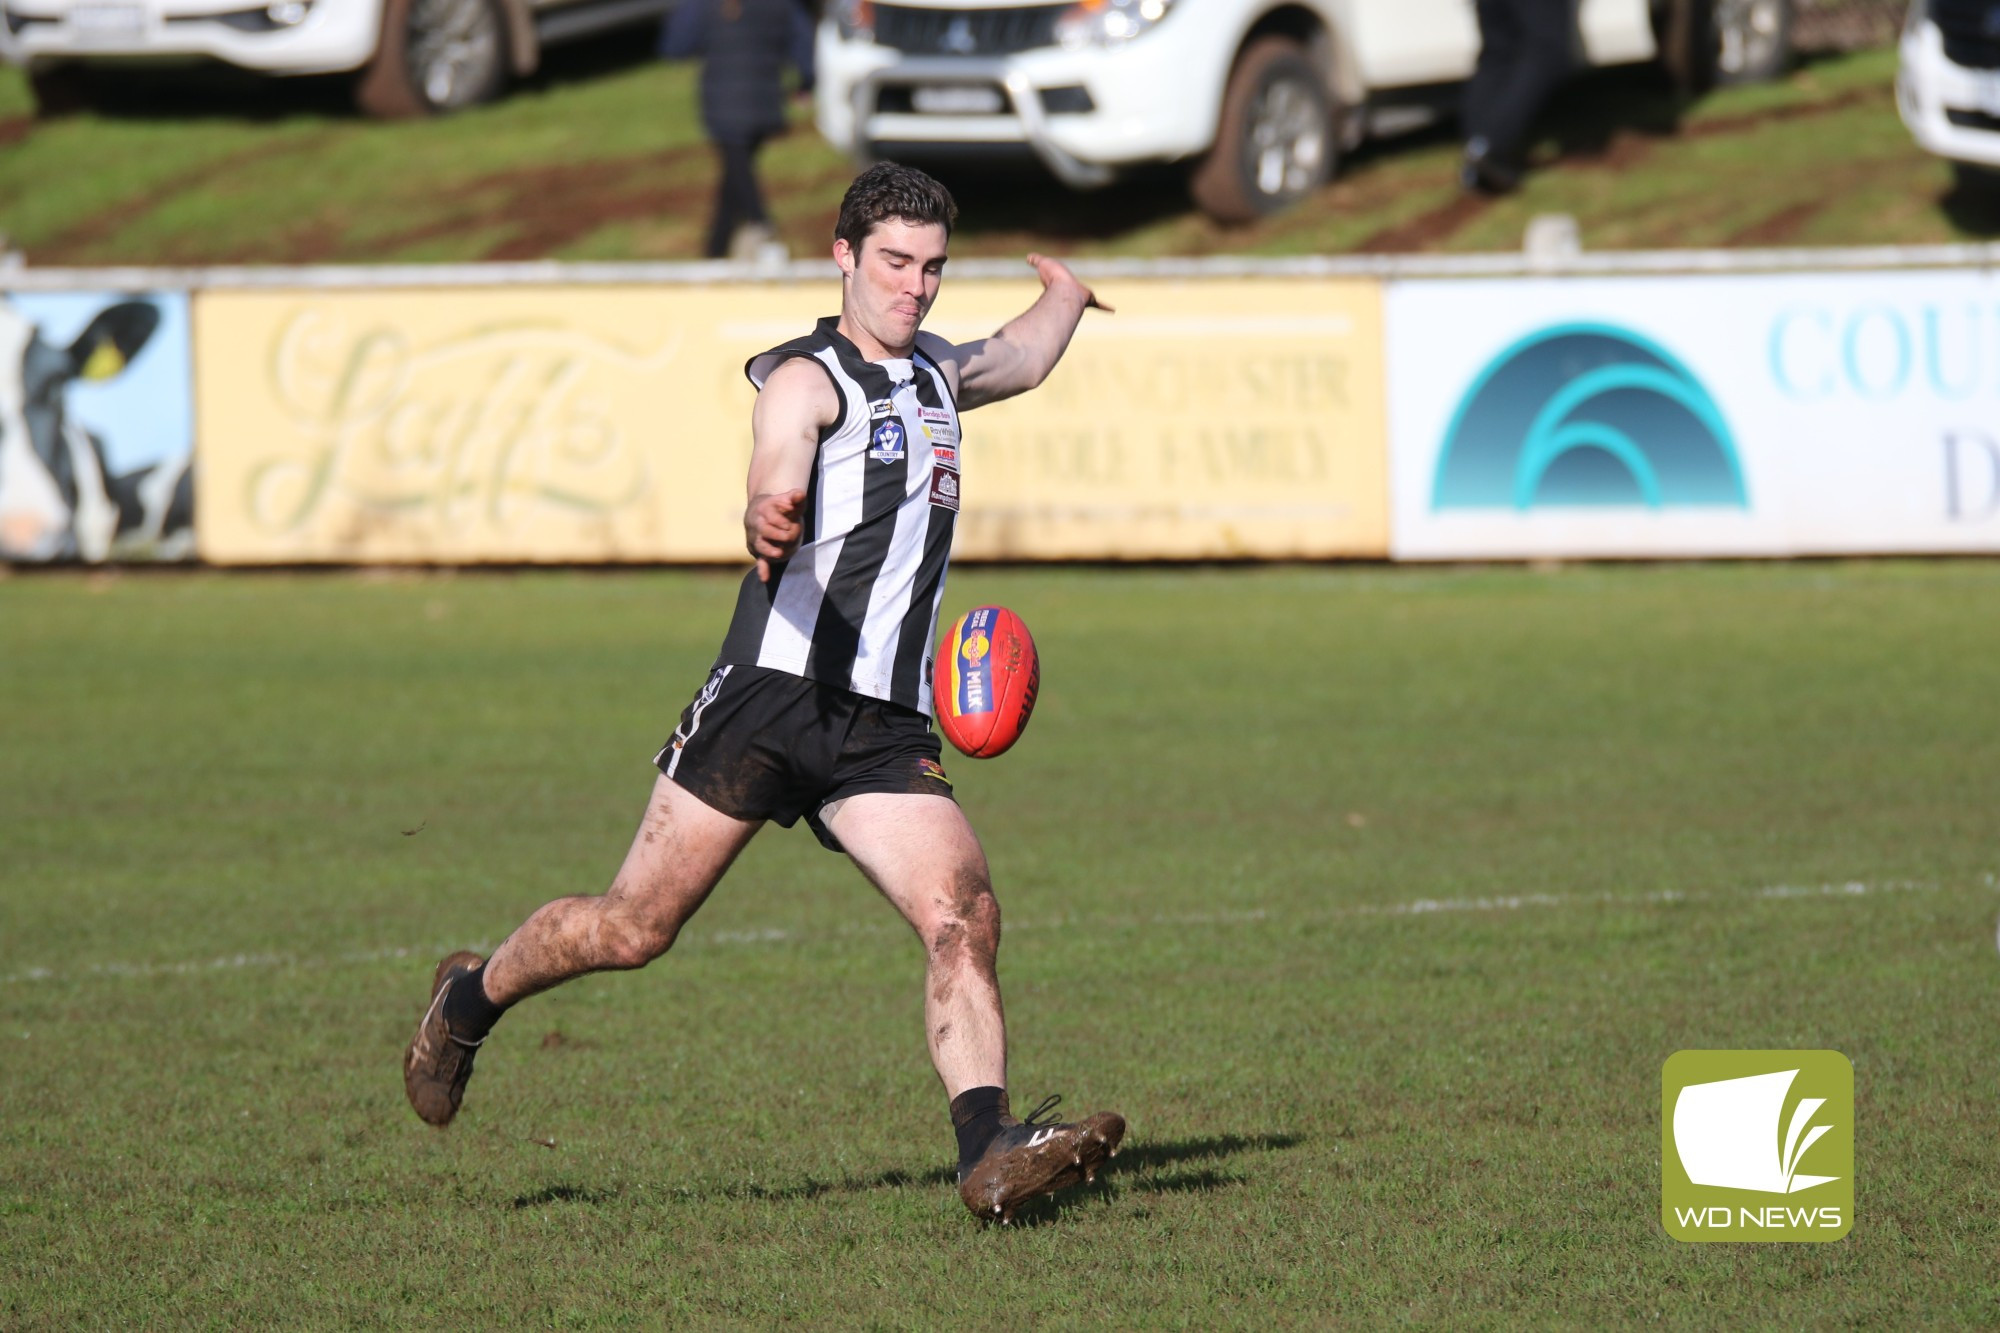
[1434,323,1749,512]
[1662,1051,1853,1242]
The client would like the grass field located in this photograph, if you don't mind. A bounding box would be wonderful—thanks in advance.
[0,44,1992,266]
[4,561,1999,1326]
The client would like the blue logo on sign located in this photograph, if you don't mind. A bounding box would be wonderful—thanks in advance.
[869,418,906,463]
[1433,323,1747,511]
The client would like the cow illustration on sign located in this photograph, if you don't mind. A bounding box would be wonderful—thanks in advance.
[0,295,193,562]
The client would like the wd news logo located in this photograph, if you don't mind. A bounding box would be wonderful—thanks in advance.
[1433,323,1749,512]
[1661,1050,1853,1243]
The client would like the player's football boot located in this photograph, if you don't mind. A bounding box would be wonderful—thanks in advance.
[957,1095,1125,1224]
[402,951,486,1127]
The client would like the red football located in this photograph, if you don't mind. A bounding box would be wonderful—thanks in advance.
[935,605,1040,758]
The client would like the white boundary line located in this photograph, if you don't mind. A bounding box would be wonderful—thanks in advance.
[4,244,2000,292]
[0,876,1971,988]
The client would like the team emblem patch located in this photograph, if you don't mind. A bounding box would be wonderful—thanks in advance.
[869,418,907,463]
[929,464,960,510]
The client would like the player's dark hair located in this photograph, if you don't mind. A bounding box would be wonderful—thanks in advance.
[835,163,958,254]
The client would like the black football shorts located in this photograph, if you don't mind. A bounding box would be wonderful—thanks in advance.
[654,664,955,852]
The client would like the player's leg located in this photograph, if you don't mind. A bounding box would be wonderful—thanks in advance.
[822,792,1006,1095]
[403,774,760,1126]
[482,774,761,1001]
[823,792,1123,1222]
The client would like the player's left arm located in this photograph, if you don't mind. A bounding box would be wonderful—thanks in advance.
[933,254,1111,411]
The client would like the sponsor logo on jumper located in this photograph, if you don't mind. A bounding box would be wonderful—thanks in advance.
[1436,323,1747,512]
[869,398,895,419]
[919,407,958,443]
[916,404,956,440]
[929,464,960,510]
[869,419,907,463]
[933,445,958,465]
[1662,1050,1853,1243]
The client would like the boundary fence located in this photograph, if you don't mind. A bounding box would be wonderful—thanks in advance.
[4,244,1998,565]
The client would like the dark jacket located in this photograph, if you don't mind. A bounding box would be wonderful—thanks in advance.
[660,0,815,142]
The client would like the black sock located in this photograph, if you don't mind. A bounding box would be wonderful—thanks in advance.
[951,1086,1010,1172]
[440,964,507,1044]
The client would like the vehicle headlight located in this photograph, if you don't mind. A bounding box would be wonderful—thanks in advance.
[1054,0,1175,49]
[834,0,874,42]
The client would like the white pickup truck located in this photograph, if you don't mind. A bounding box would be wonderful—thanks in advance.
[0,0,674,117]
[816,0,1792,221]
[1898,0,2000,190]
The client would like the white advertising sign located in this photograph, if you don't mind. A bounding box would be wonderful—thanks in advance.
[1386,271,2000,559]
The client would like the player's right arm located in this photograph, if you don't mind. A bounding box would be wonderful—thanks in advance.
[744,356,839,583]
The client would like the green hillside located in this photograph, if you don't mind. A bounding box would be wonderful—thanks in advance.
[0,45,1989,266]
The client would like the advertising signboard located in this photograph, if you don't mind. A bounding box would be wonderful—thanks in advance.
[0,290,193,563]
[1387,271,2000,559]
[196,287,751,564]
[196,278,1389,564]
[931,277,1389,561]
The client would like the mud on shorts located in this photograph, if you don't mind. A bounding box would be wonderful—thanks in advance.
[654,664,955,852]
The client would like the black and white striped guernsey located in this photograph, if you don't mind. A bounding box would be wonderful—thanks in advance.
[716,317,962,717]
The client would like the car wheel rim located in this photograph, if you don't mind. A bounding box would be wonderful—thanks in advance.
[1715,0,1784,77]
[1246,75,1325,200]
[408,0,499,108]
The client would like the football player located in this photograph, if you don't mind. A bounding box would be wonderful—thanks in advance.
[403,162,1122,1224]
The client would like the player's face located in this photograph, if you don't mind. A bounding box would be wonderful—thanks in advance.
[837,220,948,354]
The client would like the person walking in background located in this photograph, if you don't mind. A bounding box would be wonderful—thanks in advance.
[660,0,817,259]
[1461,0,1575,194]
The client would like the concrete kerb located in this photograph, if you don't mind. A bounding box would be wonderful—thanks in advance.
[5,242,2000,292]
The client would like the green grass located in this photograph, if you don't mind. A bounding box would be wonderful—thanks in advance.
[3,562,1999,1325]
[0,45,1990,266]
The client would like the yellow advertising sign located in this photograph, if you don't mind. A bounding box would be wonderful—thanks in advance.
[194,278,1386,563]
[931,277,1387,559]
[196,287,765,563]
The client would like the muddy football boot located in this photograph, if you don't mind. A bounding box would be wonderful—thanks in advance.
[957,1095,1126,1224]
[403,951,486,1127]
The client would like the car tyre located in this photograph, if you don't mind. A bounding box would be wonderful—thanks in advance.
[355,0,508,118]
[1189,37,1335,225]
[28,64,96,117]
[1663,0,1792,94]
[1951,160,2000,200]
